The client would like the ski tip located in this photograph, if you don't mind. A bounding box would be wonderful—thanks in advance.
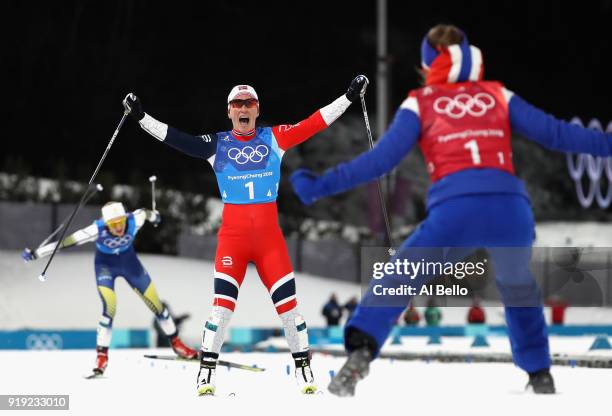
[38,273,47,282]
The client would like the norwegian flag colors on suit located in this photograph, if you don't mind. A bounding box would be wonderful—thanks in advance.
[409,81,514,181]
[291,29,612,374]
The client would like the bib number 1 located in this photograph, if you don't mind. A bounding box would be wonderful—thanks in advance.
[245,181,254,200]
[244,181,276,200]
[464,140,481,165]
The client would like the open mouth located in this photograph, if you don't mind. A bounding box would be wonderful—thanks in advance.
[239,116,250,126]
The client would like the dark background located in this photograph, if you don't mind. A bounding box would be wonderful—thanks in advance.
[4,0,612,234]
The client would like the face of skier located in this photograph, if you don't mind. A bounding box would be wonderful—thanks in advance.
[228,93,259,133]
[106,216,126,237]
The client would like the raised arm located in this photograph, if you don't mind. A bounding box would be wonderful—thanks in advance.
[133,208,161,232]
[273,76,369,151]
[23,223,99,261]
[123,93,217,159]
[291,98,421,205]
[507,89,612,155]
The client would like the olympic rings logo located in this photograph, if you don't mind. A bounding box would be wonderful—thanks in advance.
[433,93,495,119]
[567,118,612,208]
[103,234,132,248]
[227,145,269,164]
[26,334,63,350]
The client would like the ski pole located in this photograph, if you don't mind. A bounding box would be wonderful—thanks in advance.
[39,184,103,248]
[149,175,157,212]
[360,93,395,256]
[38,110,129,282]
[149,175,158,227]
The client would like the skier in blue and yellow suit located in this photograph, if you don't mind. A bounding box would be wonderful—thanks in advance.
[22,201,197,375]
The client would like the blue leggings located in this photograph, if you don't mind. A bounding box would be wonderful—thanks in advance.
[348,193,550,373]
[94,251,165,327]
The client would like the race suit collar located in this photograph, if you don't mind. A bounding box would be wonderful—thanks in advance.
[231,128,257,141]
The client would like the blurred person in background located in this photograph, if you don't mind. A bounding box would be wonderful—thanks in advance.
[292,24,612,396]
[546,295,568,325]
[21,202,196,377]
[344,296,359,322]
[322,293,343,326]
[122,75,368,395]
[467,298,486,324]
[424,298,442,326]
[403,305,420,326]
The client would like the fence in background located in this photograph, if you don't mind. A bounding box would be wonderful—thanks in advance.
[0,201,100,251]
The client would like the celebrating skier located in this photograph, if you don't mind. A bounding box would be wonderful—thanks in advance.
[22,202,197,377]
[291,24,612,396]
[122,75,368,395]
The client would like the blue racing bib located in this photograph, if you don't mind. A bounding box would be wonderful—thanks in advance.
[212,127,283,204]
[95,213,136,254]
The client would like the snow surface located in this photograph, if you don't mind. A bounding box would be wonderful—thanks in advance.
[0,348,611,416]
[3,251,612,415]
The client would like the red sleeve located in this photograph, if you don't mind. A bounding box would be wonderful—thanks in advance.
[272,110,328,151]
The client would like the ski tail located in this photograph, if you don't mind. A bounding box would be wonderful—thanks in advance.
[143,354,266,372]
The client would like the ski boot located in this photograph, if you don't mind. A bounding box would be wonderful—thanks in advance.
[526,368,556,394]
[92,346,108,376]
[170,336,198,359]
[196,353,217,396]
[328,347,372,397]
[293,351,317,394]
[328,328,377,397]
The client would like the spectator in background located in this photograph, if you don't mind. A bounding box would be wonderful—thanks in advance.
[344,297,359,322]
[403,305,421,326]
[153,301,192,347]
[322,294,343,326]
[546,295,568,325]
[467,298,486,324]
[425,298,442,326]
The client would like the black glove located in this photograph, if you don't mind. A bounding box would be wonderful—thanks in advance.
[345,75,369,102]
[122,93,145,121]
